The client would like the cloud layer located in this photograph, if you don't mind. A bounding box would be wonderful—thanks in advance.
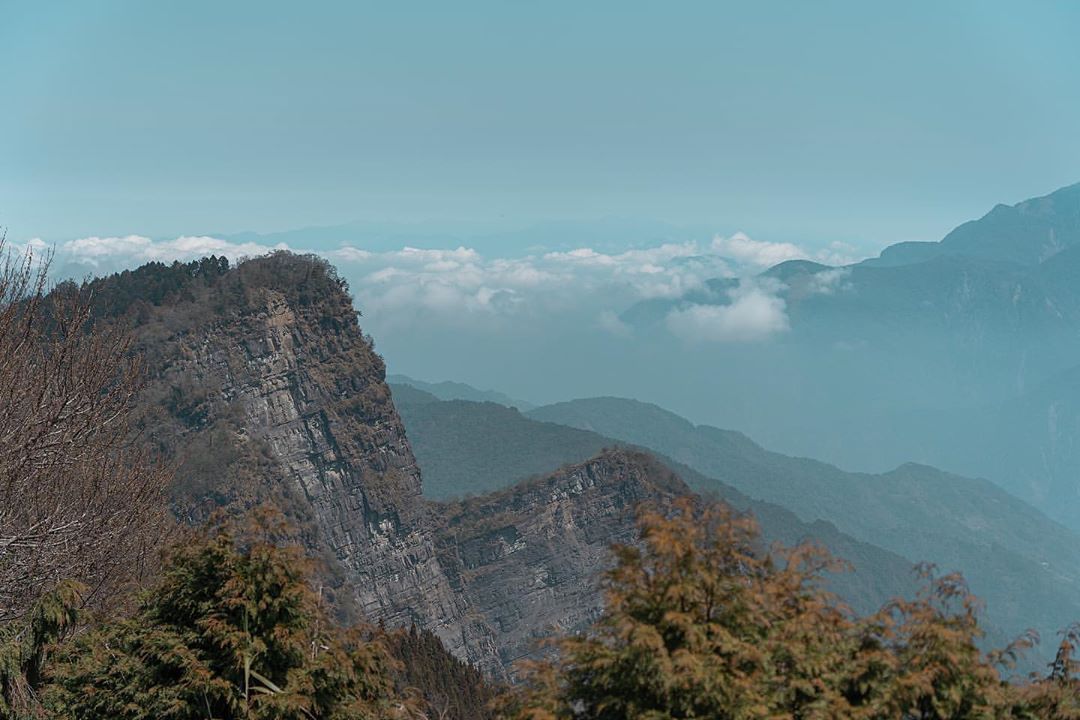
[16,229,863,342]
[711,232,806,267]
[665,280,790,343]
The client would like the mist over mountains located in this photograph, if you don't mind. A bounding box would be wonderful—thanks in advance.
[388,381,1080,669]
[24,182,1080,527]
[371,181,1080,532]
[612,182,1080,526]
[9,181,1080,704]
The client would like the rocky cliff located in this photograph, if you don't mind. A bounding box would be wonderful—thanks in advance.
[88,253,688,675]
[434,450,687,671]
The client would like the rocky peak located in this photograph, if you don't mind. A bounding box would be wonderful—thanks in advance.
[432,449,688,672]
[86,253,693,674]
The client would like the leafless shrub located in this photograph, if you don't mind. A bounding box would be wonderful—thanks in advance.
[0,235,171,622]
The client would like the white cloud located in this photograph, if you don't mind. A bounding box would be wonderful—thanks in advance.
[27,228,866,331]
[711,232,807,267]
[598,310,633,338]
[325,247,373,262]
[806,267,852,295]
[334,240,735,326]
[540,242,729,298]
[665,281,790,343]
[817,241,860,267]
[58,235,287,267]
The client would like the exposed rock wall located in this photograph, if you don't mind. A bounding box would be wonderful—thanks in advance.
[99,254,683,675]
[434,450,686,672]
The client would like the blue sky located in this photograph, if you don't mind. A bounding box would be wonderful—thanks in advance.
[3,0,1080,255]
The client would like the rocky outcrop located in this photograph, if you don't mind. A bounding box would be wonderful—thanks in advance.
[94,256,482,660]
[93,254,683,675]
[435,450,687,672]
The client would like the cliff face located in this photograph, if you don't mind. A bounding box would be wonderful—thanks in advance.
[434,450,687,672]
[94,254,681,674]
[101,256,480,657]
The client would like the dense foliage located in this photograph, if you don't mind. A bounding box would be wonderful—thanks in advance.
[83,251,352,322]
[84,255,231,320]
[498,498,1080,719]
[389,627,496,720]
[42,510,421,720]
[0,239,172,717]
[527,397,1080,665]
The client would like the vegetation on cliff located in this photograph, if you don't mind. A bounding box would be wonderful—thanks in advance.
[498,498,1080,719]
[45,509,418,720]
[0,239,173,716]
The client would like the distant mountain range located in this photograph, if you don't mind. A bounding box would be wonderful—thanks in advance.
[387,374,535,410]
[613,183,1080,528]
[390,390,915,618]
[70,181,1080,677]
[391,379,1080,667]
[865,182,1080,267]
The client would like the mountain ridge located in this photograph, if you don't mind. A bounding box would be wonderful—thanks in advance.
[385,383,1080,665]
[387,374,535,410]
[78,253,768,676]
[866,182,1080,268]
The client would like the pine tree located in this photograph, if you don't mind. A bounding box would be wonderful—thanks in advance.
[43,509,420,720]
[0,581,82,719]
[497,498,1046,720]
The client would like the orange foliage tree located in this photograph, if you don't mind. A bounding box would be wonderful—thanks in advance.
[499,497,1079,719]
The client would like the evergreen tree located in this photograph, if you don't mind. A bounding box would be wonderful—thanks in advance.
[497,498,1054,720]
[389,625,497,720]
[0,582,82,719]
[43,509,420,720]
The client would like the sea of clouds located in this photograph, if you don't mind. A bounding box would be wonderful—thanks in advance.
[12,231,862,344]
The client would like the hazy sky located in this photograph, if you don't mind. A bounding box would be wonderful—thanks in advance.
[3,0,1080,254]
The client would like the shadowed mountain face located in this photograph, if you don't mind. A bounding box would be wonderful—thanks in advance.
[391,387,1080,665]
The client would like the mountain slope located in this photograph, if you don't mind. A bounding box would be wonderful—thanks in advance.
[390,397,610,499]
[524,396,1080,658]
[868,182,1080,267]
[432,449,692,669]
[83,254,780,676]
[527,397,1080,575]
[392,393,914,617]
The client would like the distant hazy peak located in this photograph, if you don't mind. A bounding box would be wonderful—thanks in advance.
[866,181,1080,268]
[386,374,535,410]
[529,396,697,434]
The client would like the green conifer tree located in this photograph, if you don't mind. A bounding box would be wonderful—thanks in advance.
[43,509,419,720]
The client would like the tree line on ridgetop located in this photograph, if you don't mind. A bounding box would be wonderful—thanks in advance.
[0,242,488,719]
